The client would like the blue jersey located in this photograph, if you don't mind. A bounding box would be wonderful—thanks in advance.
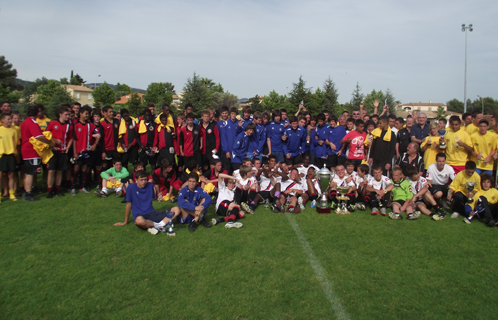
[178,185,212,212]
[236,116,253,134]
[327,125,346,156]
[217,119,227,152]
[125,182,156,220]
[267,121,285,153]
[248,123,266,155]
[220,118,238,153]
[232,131,251,163]
[314,124,330,159]
[283,126,306,157]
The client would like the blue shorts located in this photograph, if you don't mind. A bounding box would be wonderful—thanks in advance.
[272,151,284,163]
[136,210,174,223]
[177,213,195,224]
[475,169,493,175]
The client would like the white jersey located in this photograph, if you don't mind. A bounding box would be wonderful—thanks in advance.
[347,171,359,187]
[332,175,355,188]
[258,173,273,192]
[368,175,391,190]
[407,177,428,195]
[237,176,256,189]
[357,173,372,187]
[426,163,455,186]
[297,164,319,177]
[301,178,322,195]
[280,179,303,197]
[216,180,235,211]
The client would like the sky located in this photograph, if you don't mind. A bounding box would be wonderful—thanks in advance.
[2,0,497,105]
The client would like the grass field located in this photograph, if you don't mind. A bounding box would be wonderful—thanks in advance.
[1,188,498,319]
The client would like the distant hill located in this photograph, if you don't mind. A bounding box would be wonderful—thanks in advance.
[238,98,249,103]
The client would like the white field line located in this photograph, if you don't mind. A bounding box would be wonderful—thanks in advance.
[286,213,350,320]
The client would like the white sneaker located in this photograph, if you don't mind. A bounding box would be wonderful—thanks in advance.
[451,212,459,219]
[71,189,76,196]
[225,222,243,229]
[297,197,305,210]
[310,200,317,208]
[413,211,422,219]
[147,227,159,235]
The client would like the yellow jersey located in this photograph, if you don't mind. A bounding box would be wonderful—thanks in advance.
[466,123,478,136]
[420,135,442,169]
[470,131,496,170]
[449,170,481,195]
[0,126,20,156]
[36,117,51,131]
[444,128,472,166]
[471,188,498,209]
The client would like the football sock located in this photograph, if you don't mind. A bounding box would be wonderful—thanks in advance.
[55,185,60,191]
[154,221,166,229]
[48,187,53,193]
[102,187,108,194]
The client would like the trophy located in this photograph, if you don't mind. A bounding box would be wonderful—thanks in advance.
[438,130,447,149]
[465,181,476,203]
[336,186,350,214]
[316,165,332,214]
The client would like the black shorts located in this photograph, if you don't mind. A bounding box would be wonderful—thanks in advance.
[430,184,448,196]
[47,151,68,171]
[0,154,17,172]
[257,191,272,201]
[202,152,216,168]
[216,200,232,216]
[90,151,102,167]
[285,154,303,166]
[327,155,338,168]
[158,148,175,166]
[75,153,92,167]
[184,153,202,170]
[24,158,42,175]
[104,150,121,167]
[139,149,157,167]
[392,199,406,206]
[136,210,174,226]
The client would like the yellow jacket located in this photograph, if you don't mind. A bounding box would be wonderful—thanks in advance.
[29,131,54,164]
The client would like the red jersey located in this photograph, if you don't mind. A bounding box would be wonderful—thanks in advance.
[138,121,157,149]
[46,120,72,151]
[343,130,367,160]
[179,124,201,157]
[73,121,96,154]
[101,118,120,151]
[120,119,138,147]
[155,125,175,151]
[20,117,44,160]
[152,167,177,187]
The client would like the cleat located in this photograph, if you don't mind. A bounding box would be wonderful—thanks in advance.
[407,213,418,220]
[80,187,90,194]
[23,193,40,201]
[46,191,54,199]
[271,203,280,213]
[330,201,338,210]
[451,212,459,219]
[147,227,159,235]
[432,214,444,221]
[71,189,77,196]
[371,207,379,215]
[380,208,387,216]
[463,217,472,224]
[188,221,197,232]
[413,211,422,219]
[436,208,447,218]
[488,220,496,227]
[211,218,220,226]
[225,222,243,228]
[200,218,211,228]
[55,191,65,197]
[241,202,254,214]
[348,204,355,212]
[310,200,317,208]
[286,206,295,213]
[389,212,402,220]
[115,190,122,198]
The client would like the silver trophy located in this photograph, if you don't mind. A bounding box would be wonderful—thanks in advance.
[465,181,476,203]
[438,130,447,149]
[336,186,350,214]
[317,165,331,214]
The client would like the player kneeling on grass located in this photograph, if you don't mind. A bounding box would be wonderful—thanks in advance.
[384,167,417,220]
[462,173,498,226]
[352,164,371,211]
[177,172,213,232]
[365,164,391,216]
[404,165,446,221]
[95,158,129,198]
[212,173,245,228]
[447,161,481,219]
[114,170,180,236]
[328,164,357,212]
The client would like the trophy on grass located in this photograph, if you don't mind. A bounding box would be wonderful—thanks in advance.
[317,165,332,214]
[465,181,477,203]
[438,130,447,149]
[336,186,351,214]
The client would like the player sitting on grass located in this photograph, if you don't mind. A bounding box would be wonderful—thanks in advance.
[301,166,321,209]
[114,170,180,236]
[95,158,129,198]
[365,164,391,216]
[278,168,303,213]
[177,172,213,232]
[447,161,481,219]
[152,159,181,202]
[234,164,258,211]
[212,173,245,229]
[404,165,446,221]
[425,153,455,210]
[463,173,498,226]
[385,166,417,220]
[0,113,20,202]
[353,164,371,211]
[328,164,356,212]
[244,164,282,214]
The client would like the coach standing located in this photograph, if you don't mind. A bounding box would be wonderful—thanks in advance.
[410,112,430,146]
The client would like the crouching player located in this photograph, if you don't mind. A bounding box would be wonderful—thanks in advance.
[404,165,446,220]
[114,170,180,236]
[301,166,321,209]
[328,164,356,212]
[278,168,304,213]
[365,164,391,216]
[463,173,498,226]
[234,165,258,211]
[177,172,213,232]
[447,161,481,219]
[212,173,245,228]
[95,158,129,198]
[353,164,371,211]
[384,167,416,220]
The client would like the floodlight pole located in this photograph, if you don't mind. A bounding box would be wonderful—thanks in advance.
[462,24,473,113]
[477,95,484,114]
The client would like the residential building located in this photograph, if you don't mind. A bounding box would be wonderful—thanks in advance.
[62,84,94,106]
